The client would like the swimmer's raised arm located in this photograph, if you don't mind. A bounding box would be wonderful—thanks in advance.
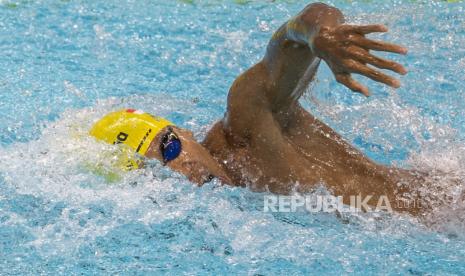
[263,2,407,98]
[220,3,408,143]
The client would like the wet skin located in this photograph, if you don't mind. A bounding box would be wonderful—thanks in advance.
[149,3,431,215]
[145,126,232,185]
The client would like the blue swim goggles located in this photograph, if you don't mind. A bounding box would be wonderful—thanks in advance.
[160,127,182,164]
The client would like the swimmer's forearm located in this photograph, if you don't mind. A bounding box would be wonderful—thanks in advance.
[278,3,344,52]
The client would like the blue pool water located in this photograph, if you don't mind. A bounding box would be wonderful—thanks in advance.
[1,0,465,274]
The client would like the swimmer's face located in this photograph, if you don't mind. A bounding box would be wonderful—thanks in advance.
[146,126,230,184]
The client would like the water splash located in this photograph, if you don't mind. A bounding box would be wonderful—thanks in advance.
[1,0,465,274]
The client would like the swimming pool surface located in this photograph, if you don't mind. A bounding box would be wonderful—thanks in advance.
[1,0,465,274]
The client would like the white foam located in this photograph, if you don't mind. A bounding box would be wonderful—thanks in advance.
[0,95,208,256]
[1,91,464,259]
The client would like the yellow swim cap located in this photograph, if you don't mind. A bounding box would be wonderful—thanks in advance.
[90,109,173,171]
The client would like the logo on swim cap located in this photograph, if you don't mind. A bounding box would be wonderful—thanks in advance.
[115,132,129,144]
[125,108,145,115]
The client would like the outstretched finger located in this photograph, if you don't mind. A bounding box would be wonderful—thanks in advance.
[351,37,407,54]
[342,24,388,34]
[348,46,407,75]
[335,73,370,96]
[349,62,401,88]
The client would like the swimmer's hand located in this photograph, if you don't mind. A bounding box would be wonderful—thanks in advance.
[313,24,407,96]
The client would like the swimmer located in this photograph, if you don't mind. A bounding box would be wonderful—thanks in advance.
[91,3,439,215]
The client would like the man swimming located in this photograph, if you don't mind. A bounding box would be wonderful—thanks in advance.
[91,3,433,215]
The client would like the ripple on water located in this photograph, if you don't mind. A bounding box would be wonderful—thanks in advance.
[0,0,465,274]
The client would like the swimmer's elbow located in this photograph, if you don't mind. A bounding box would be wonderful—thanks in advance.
[275,3,344,51]
[298,3,344,29]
